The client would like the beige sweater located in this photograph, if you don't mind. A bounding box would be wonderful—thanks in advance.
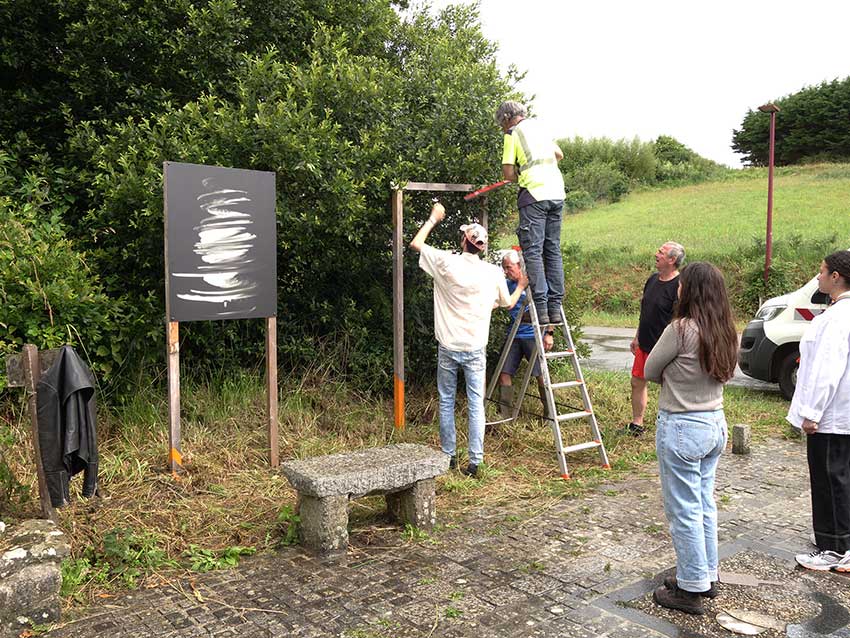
[644,319,724,413]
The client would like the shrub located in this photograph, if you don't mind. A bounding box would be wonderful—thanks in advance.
[60,9,519,389]
[737,260,795,317]
[564,189,594,213]
[558,136,656,184]
[566,160,630,202]
[0,148,124,390]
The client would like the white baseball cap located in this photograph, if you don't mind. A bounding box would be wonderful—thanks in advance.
[459,223,488,249]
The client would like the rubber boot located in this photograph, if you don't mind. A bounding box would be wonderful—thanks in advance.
[499,385,514,420]
[538,384,553,422]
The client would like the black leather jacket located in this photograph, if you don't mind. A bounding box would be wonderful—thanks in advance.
[36,346,99,507]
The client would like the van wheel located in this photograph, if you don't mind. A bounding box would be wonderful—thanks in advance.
[778,350,799,401]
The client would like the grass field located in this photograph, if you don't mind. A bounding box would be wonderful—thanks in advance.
[560,163,850,324]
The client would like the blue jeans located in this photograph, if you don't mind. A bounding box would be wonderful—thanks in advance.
[655,409,727,593]
[517,199,565,319]
[437,345,486,465]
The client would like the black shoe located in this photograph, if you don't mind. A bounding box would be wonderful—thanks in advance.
[663,576,718,598]
[462,464,479,478]
[653,583,704,615]
[535,310,550,326]
[626,422,646,436]
[449,455,458,470]
[547,306,562,324]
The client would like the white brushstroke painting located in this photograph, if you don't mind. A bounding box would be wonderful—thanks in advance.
[172,179,259,315]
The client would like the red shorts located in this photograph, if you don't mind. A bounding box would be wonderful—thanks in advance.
[631,345,650,379]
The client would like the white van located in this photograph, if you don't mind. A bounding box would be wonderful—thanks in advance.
[738,275,831,399]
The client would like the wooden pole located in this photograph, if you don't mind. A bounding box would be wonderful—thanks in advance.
[266,316,279,467]
[22,345,57,522]
[167,321,183,473]
[392,189,405,429]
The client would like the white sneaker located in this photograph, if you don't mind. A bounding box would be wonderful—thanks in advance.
[795,550,850,572]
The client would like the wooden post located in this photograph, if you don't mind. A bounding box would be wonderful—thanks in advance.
[266,316,279,467]
[392,189,405,430]
[21,345,57,522]
[167,321,183,473]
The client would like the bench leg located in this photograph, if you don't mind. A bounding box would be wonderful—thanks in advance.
[297,493,349,553]
[386,478,436,529]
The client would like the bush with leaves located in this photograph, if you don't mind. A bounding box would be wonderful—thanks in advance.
[0,148,124,390]
[653,135,725,185]
[565,160,630,203]
[60,5,519,387]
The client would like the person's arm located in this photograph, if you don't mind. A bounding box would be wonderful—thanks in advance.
[506,273,528,308]
[643,323,679,383]
[502,164,518,182]
[410,202,445,252]
[553,142,564,161]
[793,319,848,429]
[496,273,528,309]
[501,131,518,182]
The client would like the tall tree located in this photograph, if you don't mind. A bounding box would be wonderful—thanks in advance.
[732,77,850,166]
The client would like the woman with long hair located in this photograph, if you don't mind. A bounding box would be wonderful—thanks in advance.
[644,262,738,615]
[788,250,850,572]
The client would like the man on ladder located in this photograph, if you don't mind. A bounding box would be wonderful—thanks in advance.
[493,103,610,477]
[495,100,566,327]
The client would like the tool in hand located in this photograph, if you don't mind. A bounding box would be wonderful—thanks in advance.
[463,180,511,202]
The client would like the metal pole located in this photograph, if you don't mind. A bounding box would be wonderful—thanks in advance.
[764,110,776,284]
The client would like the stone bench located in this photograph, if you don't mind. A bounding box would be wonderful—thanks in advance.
[281,444,449,553]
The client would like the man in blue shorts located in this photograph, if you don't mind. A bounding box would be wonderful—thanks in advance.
[497,250,554,421]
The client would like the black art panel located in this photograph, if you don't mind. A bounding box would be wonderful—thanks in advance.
[164,162,277,321]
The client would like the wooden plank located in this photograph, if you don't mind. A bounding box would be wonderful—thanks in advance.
[392,189,405,430]
[402,182,474,192]
[167,321,183,473]
[6,349,61,388]
[22,345,57,522]
[266,316,279,468]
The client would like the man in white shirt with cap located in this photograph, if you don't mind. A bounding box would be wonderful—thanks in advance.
[411,202,527,477]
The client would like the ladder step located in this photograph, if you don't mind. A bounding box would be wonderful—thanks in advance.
[556,410,593,422]
[550,380,583,390]
[562,441,602,454]
[544,350,575,360]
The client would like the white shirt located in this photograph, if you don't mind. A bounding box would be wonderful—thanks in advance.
[786,292,850,434]
[418,244,511,351]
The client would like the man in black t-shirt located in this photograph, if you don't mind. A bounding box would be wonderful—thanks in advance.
[627,241,685,435]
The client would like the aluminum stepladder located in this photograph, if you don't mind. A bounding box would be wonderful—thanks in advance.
[485,284,610,479]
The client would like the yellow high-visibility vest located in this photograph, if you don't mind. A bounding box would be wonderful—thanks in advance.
[501,118,565,202]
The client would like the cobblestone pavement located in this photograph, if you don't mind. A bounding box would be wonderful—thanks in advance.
[49,436,850,638]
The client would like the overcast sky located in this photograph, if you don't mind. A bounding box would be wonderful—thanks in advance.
[421,0,850,167]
